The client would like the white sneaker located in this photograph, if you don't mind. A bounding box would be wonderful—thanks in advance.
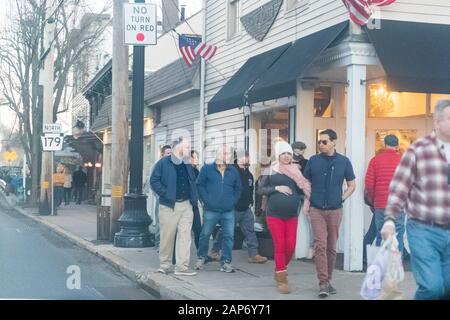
[195,257,206,270]
[157,267,169,275]
[174,269,197,276]
[220,262,235,273]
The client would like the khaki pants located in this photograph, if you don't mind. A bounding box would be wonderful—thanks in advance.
[310,207,343,285]
[159,201,193,271]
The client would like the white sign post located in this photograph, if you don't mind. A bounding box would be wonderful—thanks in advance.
[42,123,63,216]
[124,3,157,46]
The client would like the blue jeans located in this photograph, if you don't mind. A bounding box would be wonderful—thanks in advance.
[213,208,259,257]
[374,209,405,254]
[54,187,64,207]
[407,219,450,300]
[198,210,235,264]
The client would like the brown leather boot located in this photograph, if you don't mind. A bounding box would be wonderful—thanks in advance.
[274,271,290,294]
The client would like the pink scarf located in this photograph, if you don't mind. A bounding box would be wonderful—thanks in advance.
[271,161,311,211]
[271,162,310,195]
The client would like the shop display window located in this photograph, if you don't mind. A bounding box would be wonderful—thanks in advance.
[430,94,450,113]
[368,83,426,117]
[314,86,333,118]
[375,129,417,155]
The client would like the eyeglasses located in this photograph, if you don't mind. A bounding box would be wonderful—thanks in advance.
[318,140,329,145]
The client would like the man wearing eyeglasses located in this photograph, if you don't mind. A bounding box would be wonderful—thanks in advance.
[303,129,356,298]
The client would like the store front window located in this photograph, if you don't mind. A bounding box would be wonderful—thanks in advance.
[430,94,450,113]
[368,83,427,117]
[375,129,417,155]
[314,86,333,117]
[253,108,289,161]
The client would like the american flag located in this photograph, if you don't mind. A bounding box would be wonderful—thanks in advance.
[179,35,202,67]
[195,42,218,61]
[342,0,396,26]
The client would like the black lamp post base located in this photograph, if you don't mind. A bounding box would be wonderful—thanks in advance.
[38,202,51,215]
[114,231,153,247]
[39,193,51,215]
[113,193,152,248]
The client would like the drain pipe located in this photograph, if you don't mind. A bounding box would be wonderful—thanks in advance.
[199,0,207,165]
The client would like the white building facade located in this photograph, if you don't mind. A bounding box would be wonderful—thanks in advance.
[71,14,113,133]
[202,0,450,271]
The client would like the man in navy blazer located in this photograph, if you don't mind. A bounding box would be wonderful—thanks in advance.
[150,137,199,276]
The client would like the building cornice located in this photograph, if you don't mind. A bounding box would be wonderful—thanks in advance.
[314,41,379,69]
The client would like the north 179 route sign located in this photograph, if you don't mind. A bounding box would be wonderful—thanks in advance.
[124,3,157,46]
[41,133,64,151]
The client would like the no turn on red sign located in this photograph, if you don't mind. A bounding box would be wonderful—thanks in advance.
[124,3,157,46]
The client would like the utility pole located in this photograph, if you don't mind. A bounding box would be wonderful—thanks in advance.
[39,0,56,216]
[114,0,153,247]
[110,0,130,240]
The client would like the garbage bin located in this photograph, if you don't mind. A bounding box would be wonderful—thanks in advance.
[97,194,111,241]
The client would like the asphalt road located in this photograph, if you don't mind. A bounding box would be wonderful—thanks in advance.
[0,206,157,300]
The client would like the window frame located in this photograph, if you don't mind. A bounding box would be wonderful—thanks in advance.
[285,0,310,13]
[227,0,241,40]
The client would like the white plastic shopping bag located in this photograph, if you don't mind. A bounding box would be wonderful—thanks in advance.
[380,237,405,300]
[366,239,380,266]
[403,215,410,255]
[295,210,312,259]
[361,236,404,300]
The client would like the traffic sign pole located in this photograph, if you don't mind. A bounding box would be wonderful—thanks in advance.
[40,123,62,215]
[114,0,155,248]
[51,151,54,216]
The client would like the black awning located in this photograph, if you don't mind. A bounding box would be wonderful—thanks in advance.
[207,43,291,115]
[65,131,103,163]
[366,20,450,94]
[247,21,348,104]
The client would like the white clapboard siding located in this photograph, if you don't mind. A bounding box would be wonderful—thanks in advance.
[380,0,450,24]
[153,95,201,147]
[205,107,245,158]
[71,93,90,130]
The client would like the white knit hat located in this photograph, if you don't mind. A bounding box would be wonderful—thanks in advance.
[274,141,293,159]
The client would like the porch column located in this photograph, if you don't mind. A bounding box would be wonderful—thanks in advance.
[295,82,315,158]
[295,82,315,259]
[344,64,366,271]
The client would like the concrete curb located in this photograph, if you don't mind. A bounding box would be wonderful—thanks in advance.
[5,198,205,300]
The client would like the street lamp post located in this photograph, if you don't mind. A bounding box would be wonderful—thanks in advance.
[114,0,152,247]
